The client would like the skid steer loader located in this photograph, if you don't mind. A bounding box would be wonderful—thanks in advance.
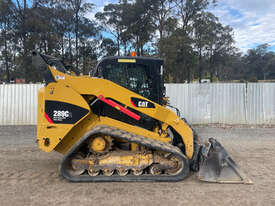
[32,51,252,183]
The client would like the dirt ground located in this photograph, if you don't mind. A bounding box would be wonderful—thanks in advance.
[0,125,275,206]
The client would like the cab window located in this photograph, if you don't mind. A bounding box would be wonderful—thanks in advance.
[102,62,156,101]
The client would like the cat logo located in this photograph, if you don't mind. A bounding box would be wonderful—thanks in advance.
[131,97,155,108]
[138,101,149,108]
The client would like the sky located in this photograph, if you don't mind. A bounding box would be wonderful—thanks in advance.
[210,0,275,52]
[88,0,275,53]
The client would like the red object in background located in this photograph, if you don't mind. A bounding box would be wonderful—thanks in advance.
[131,51,137,57]
[15,78,26,84]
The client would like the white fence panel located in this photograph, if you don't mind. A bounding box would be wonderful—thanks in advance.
[0,84,43,125]
[0,83,274,125]
[165,84,246,124]
[247,83,275,124]
[210,83,247,124]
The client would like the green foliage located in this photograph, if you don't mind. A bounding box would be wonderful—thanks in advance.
[243,44,275,80]
[248,77,258,82]
[212,76,219,82]
[0,0,274,83]
[100,38,117,57]
[0,0,100,82]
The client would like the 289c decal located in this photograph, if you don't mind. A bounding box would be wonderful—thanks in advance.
[53,110,72,121]
[53,110,70,118]
[45,100,89,124]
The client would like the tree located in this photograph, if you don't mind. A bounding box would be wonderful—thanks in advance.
[162,28,196,82]
[151,0,175,57]
[126,0,156,55]
[0,0,16,82]
[51,3,74,60]
[13,0,31,81]
[205,22,234,82]
[78,17,99,74]
[66,0,94,71]
[193,12,235,82]
[100,38,117,57]
[244,44,275,80]
[1,0,266,83]
[95,3,124,56]
[174,0,216,31]
[193,12,212,82]
[266,53,275,79]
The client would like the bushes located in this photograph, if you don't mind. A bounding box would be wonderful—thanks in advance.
[248,77,258,82]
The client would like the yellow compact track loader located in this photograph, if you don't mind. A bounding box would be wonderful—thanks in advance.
[32,51,252,183]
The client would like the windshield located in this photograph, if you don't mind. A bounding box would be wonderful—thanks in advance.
[102,62,157,102]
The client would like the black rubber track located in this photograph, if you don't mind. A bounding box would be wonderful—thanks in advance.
[60,125,190,182]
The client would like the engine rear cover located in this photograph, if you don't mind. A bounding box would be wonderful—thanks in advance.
[45,100,89,124]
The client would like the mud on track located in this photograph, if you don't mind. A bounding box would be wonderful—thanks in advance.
[0,126,275,206]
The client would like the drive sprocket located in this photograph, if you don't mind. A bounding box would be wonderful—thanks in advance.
[88,134,113,154]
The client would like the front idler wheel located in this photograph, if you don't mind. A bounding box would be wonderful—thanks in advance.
[165,155,184,175]
[68,153,86,176]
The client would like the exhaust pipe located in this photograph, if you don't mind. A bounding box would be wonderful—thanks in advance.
[198,138,253,184]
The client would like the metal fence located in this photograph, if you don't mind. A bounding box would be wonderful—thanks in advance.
[0,84,43,125]
[246,83,275,124]
[166,83,247,124]
[0,83,274,125]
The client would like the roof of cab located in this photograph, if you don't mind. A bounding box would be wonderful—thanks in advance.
[99,56,163,62]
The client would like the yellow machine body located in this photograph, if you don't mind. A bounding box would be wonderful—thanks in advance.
[33,51,252,183]
[37,66,194,159]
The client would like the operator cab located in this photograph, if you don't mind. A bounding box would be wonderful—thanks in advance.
[92,56,165,105]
